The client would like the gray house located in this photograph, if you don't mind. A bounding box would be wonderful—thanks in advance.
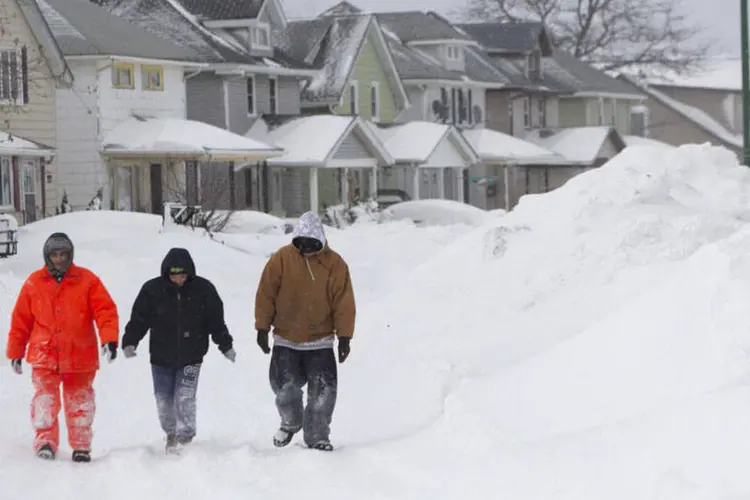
[93,0,317,211]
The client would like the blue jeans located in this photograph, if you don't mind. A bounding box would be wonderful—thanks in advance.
[269,346,337,446]
[151,363,201,442]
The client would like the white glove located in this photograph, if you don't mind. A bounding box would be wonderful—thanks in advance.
[10,359,22,374]
[123,345,137,359]
[223,348,236,363]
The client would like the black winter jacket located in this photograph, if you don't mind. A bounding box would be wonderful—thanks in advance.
[122,248,233,368]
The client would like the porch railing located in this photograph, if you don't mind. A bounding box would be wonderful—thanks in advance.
[0,216,18,257]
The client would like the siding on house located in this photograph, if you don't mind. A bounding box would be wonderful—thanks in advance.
[558,97,634,135]
[0,0,58,215]
[332,133,371,160]
[186,73,224,127]
[334,34,399,123]
[651,85,741,135]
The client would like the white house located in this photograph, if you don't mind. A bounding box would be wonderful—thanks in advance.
[36,0,280,213]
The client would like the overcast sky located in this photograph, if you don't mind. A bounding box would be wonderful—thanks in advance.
[282,0,744,57]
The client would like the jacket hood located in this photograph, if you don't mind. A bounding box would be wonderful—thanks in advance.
[43,232,74,274]
[292,211,327,247]
[160,248,196,278]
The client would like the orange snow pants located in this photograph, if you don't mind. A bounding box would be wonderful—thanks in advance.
[31,368,96,453]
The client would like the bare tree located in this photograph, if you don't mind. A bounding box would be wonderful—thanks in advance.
[164,164,235,234]
[456,0,713,75]
[0,0,58,128]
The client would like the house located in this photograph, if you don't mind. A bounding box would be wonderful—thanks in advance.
[616,58,743,156]
[247,114,393,216]
[92,0,317,212]
[283,11,409,124]
[37,0,281,214]
[0,0,72,223]
[366,121,480,202]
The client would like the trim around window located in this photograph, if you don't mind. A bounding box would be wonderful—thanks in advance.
[370,81,380,122]
[112,62,134,89]
[141,65,164,91]
[246,75,256,116]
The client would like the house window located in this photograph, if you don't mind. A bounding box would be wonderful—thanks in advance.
[0,48,27,105]
[610,99,617,126]
[446,45,460,61]
[523,97,530,128]
[348,81,359,115]
[527,49,542,80]
[451,88,457,124]
[597,98,604,125]
[508,99,514,135]
[0,156,12,206]
[467,89,473,124]
[141,65,163,91]
[269,77,278,115]
[251,24,271,50]
[370,81,380,121]
[112,62,134,89]
[246,76,255,115]
[538,98,546,127]
[440,87,448,122]
[458,89,466,123]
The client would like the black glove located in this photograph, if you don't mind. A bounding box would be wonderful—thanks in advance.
[101,342,117,363]
[10,359,22,374]
[257,329,270,354]
[337,337,351,363]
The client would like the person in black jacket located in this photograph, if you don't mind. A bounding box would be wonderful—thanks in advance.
[121,247,235,454]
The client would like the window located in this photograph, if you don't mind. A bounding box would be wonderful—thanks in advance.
[0,156,12,206]
[508,99,514,135]
[348,81,359,115]
[0,47,28,105]
[538,98,546,127]
[246,76,255,115]
[141,65,163,91]
[370,81,380,121]
[446,45,460,61]
[610,99,617,126]
[269,76,278,115]
[251,24,271,50]
[597,98,604,125]
[112,62,134,89]
[458,88,465,123]
[451,87,457,124]
[467,89,473,124]
[527,49,542,80]
[523,97,530,128]
[440,87,448,122]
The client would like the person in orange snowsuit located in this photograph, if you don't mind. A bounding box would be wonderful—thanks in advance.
[5,232,119,462]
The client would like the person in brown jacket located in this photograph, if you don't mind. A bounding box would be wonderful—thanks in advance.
[254,211,355,451]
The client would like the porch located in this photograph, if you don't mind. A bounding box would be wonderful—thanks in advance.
[100,116,282,214]
[244,115,393,217]
[0,131,55,224]
[368,121,479,203]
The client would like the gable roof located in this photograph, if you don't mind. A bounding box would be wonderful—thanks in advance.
[524,126,626,164]
[384,32,462,81]
[462,128,566,165]
[89,0,309,73]
[39,0,199,61]
[375,11,475,44]
[366,121,479,164]
[172,0,265,21]
[550,50,643,98]
[456,21,552,55]
[287,14,408,108]
[621,76,743,151]
[318,1,361,17]
[246,115,393,166]
[14,0,73,84]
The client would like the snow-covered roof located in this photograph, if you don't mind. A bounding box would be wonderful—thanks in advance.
[646,58,742,92]
[462,128,566,165]
[244,115,393,167]
[101,116,283,161]
[0,132,55,158]
[641,85,742,150]
[524,126,626,164]
[623,135,676,150]
[367,121,478,165]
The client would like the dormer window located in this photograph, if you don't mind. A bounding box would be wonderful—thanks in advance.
[527,49,542,80]
[251,23,271,50]
[446,45,461,61]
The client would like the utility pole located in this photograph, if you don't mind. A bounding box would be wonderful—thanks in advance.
[742,0,750,165]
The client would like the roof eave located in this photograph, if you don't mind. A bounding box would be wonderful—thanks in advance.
[65,54,209,69]
[212,64,319,78]
[564,91,645,100]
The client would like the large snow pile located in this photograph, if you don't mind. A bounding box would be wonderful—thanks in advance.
[2,143,750,499]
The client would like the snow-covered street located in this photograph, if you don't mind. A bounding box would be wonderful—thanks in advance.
[1,143,750,499]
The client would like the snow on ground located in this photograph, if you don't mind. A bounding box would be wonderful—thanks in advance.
[2,142,750,499]
[382,199,493,227]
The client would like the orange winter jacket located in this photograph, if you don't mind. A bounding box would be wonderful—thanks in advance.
[5,264,119,373]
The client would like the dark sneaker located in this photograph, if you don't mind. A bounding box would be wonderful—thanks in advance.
[309,440,334,452]
[72,450,91,463]
[36,444,55,460]
[273,428,298,447]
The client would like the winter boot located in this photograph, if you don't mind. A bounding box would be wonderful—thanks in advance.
[273,428,299,448]
[36,444,55,460]
[165,434,178,454]
[71,450,91,463]
[309,440,334,452]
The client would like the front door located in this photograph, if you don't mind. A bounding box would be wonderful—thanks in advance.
[150,163,163,214]
[21,159,36,223]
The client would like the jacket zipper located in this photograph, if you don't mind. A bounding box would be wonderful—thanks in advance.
[176,290,182,366]
[304,257,315,281]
